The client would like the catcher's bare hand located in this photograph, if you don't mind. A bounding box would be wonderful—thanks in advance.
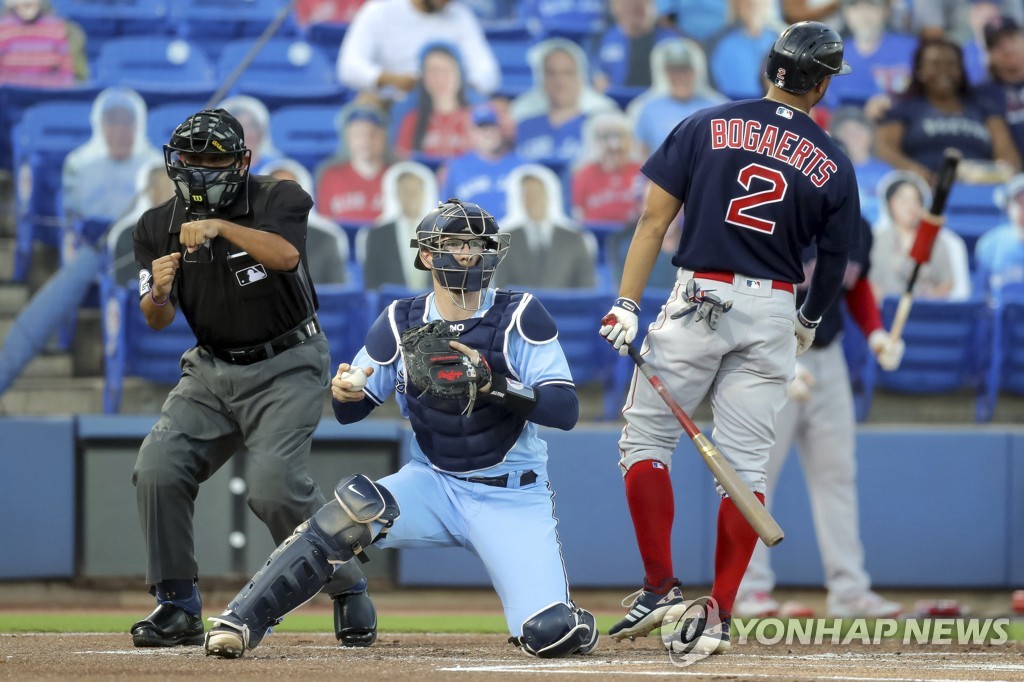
[449,341,492,393]
[332,363,374,402]
[180,219,221,250]
[150,252,181,302]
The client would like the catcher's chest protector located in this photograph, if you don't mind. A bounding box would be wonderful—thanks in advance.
[394,292,528,473]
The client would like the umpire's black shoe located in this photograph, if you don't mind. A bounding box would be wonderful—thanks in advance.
[333,589,377,647]
[131,603,204,647]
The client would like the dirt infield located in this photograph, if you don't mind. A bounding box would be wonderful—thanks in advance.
[2,632,1023,681]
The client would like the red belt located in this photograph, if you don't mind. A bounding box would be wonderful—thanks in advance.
[692,270,795,294]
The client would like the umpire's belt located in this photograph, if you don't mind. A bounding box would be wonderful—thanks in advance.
[692,270,794,294]
[452,470,539,488]
[209,317,321,365]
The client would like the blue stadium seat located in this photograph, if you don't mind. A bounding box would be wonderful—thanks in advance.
[303,21,347,66]
[315,284,375,368]
[490,36,535,97]
[840,309,876,423]
[51,0,172,61]
[216,38,347,108]
[944,183,1003,264]
[100,275,195,413]
[169,0,298,55]
[877,296,994,421]
[95,37,216,97]
[270,105,340,173]
[982,283,1024,417]
[10,101,94,282]
[147,101,209,150]
[528,288,612,418]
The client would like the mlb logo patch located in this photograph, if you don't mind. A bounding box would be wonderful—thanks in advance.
[776,106,793,119]
[235,264,268,286]
[745,279,762,289]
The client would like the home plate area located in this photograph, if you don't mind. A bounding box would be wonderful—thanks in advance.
[3,632,1023,681]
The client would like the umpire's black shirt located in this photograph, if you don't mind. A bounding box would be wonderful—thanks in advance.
[133,175,319,350]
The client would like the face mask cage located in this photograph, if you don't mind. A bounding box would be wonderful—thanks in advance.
[164,146,250,216]
[419,232,510,310]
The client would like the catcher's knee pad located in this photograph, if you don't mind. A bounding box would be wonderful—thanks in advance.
[514,602,596,658]
[209,475,399,652]
[310,474,400,563]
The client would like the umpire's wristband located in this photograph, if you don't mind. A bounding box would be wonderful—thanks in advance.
[482,373,537,417]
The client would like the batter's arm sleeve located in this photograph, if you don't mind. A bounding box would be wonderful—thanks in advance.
[801,247,849,321]
[844,276,883,336]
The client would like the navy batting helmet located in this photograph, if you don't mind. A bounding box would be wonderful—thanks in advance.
[411,199,510,292]
[764,21,852,95]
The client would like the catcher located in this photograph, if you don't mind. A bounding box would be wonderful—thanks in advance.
[204,199,598,659]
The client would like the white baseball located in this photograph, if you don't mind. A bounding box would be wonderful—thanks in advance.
[340,367,367,390]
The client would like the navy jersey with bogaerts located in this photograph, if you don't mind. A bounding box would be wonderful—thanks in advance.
[642,98,861,284]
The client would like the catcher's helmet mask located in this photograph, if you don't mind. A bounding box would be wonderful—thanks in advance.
[764,21,852,95]
[165,108,252,216]
[411,199,510,308]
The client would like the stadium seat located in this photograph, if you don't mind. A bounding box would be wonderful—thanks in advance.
[303,21,348,65]
[147,101,209,150]
[10,101,94,282]
[215,38,347,108]
[95,37,216,98]
[877,296,994,422]
[944,183,1003,264]
[527,288,612,417]
[100,275,195,413]
[840,309,876,423]
[982,283,1024,417]
[490,36,535,98]
[315,284,375,368]
[270,105,340,173]
[51,0,172,61]
[169,0,299,54]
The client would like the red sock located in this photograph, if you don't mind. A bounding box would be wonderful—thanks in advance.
[624,460,676,593]
[710,492,764,615]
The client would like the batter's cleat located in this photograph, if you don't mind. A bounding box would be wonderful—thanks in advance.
[700,615,731,654]
[575,608,599,655]
[333,585,377,647]
[733,591,780,618]
[609,584,684,641]
[828,591,902,618]
[131,603,205,647]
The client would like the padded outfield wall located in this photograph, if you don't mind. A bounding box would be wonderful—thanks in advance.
[2,416,1022,588]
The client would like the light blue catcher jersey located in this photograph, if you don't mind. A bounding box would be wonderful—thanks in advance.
[351,288,574,477]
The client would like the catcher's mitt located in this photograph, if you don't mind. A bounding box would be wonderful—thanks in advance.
[400,320,491,415]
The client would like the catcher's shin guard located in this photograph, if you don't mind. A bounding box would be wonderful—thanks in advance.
[205,475,399,657]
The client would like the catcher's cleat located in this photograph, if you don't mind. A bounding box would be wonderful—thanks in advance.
[204,613,265,659]
[609,584,684,641]
[333,583,377,647]
[130,603,204,647]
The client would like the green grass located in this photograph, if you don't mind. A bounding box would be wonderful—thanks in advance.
[1,613,1021,642]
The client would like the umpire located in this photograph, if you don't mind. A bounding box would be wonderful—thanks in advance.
[129,108,347,648]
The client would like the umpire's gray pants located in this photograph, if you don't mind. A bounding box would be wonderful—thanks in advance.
[132,335,330,587]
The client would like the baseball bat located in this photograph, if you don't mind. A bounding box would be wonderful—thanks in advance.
[888,149,961,344]
[204,0,299,108]
[626,343,784,546]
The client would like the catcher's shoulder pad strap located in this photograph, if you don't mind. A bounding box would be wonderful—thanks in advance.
[513,293,557,345]
[365,304,401,365]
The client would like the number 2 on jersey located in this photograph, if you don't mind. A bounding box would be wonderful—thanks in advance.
[725,163,788,234]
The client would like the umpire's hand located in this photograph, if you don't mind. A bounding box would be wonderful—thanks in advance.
[150,253,181,303]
